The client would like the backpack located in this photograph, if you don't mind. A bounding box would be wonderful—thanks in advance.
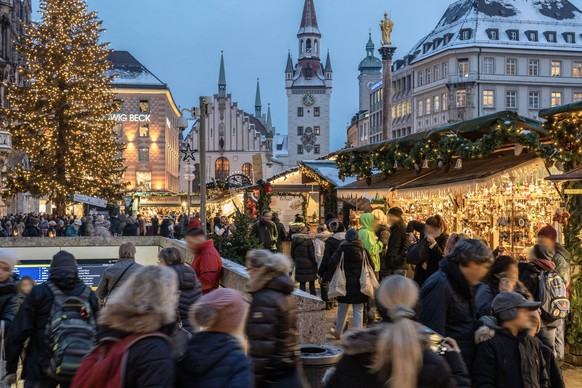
[71,333,168,388]
[45,281,96,383]
[538,270,570,322]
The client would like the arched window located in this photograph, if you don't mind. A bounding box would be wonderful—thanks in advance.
[215,157,230,181]
[314,39,318,55]
[242,163,253,179]
[306,39,312,53]
[300,39,304,54]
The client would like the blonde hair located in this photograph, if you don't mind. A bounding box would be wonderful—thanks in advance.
[99,266,178,333]
[372,276,423,388]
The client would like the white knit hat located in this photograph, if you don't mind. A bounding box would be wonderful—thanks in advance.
[0,250,18,271]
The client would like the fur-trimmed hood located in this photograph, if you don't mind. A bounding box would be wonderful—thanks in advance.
[475,315,501,344]
[316,231,332,241]
[291,233,314,242]
[98,301,173,333]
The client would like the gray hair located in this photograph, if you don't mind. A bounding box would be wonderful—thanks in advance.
[158,247,184,265]
[448,239,493,266]
[246,249,292,274]
[119,242,136,259]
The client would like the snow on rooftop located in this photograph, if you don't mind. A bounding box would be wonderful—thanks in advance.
[108,69,165,87]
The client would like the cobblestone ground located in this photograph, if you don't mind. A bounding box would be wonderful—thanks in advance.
[323,305,582,386]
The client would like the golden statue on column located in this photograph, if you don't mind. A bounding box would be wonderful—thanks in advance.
[380,12,394,46]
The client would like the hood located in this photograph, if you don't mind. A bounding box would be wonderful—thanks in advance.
[292,233,314,242]
[341,239,363,249]
[248,273,294,294]
[316,231,332,241]
[475,322,528,344]
[171,264,198,291]
[332,232,346,240]
[195,239,216,254]
[181,332,242,375]
[360,213,375,231]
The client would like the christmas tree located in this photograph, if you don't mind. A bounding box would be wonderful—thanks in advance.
[1,0,125,214]
[212,211,263,265]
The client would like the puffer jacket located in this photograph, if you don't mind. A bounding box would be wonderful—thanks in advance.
[177,332,252,388]
[291,234,317,283]
[318,232,346,279]
[170,264,202,333]
[325,240,369,304]
[419,258,478,371]
[96,259,143,306]
[325,325,470,388]
[411,234,448,286]
[246,274,300,385]
[314,231,332,264]
[383,219,410,273]
[473,325,550,388]
[0,277,19,333]
[358,214,383,272]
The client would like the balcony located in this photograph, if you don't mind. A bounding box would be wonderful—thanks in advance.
[447,73,478,85]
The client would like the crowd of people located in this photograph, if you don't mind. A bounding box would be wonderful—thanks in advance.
[0,204,572,387]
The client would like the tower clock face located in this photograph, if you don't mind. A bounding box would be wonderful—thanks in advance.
[302,94,315,106]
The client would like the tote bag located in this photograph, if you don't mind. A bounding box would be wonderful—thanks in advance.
[360,250,380,297]
[328,252,347,298]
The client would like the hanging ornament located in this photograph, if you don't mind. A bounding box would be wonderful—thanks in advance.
[437,160,444,168]
[422,159,429,169]
[455,158,463,169]
[555,161,565,172]
[514,144,523,156]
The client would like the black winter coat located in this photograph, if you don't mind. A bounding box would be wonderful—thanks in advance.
[109,217,122,236]
[23,224,40,237]
[170,264,202,333]
[419,258,478,371]
[318,232,345,279]
[151,217,159,235]
[160,220,171,237]
[122,222,138,236]
[410,234,448,286]
[325,240,369,304]
[325,325,470,388]
[291,234,317,283]
[177,332,252,388]
[382,220,409,274]
[246,274,300,385]
[6,274,100,382]
[0,277,19,333]
[473,327,550,388]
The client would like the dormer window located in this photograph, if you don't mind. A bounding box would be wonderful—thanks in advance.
[443,33,454,45]
[433,38,442,48]
[423,42,432,53]
[544,31,557,42]
[507,29,519,41]
[460,29,472,41]
[487,29,499,40]
[563,32,575,43]
[526,30,538,42]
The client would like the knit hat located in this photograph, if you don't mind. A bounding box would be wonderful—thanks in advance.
[538,225,557,242]
[48,221,57,227]
[388,207,404,219]
[190,288,248,334]
[345,228,359,242]
[73,218,82,226]
[50,251,78,274]
[0,250,18,272]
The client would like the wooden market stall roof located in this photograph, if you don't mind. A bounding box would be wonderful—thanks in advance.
[539,100,582,118]
[545,167,582,182]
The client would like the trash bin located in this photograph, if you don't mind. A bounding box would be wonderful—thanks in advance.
[300,344,343,388]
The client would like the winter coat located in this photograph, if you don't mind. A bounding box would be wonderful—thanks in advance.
[252,219,279,251]
[23,224,40,237]
[170,264,202,333]
[191,240,222,294]
[122,222,138,236]
[177,332,252,388]
[246,274,300,385]
[109,217,122,236]
[96,259,143,306]
[358,213,383,272]
[94,225,111,238]
[325,325,471,388]
[325,240,369,304]
[540,341,565,388]
[410,234,448,286]
[273,217,289,251]
[65,224,79,237]
[475,282,497,318]
[84,221,95,237]
[188,217,201,230]
[382,219,410,273]
[0,277,19,333]
[318,232,346,279]
[419,258,478,371]
[473,325,550,388]
[553,243,571,287]
[314,232,331,264]
[151,217,159,235]
[160,219,171,237]
[291,234,317,283]
[6,271,99,382]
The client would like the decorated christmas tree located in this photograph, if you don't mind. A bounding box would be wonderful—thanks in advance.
[1,0,125,214]
[213,211,262,265]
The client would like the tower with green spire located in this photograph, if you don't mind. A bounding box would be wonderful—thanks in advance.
[218,51,226,99]
[255,78,262,118]
[358,32,382,112]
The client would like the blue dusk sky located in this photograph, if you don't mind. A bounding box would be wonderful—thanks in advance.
[28,0,559,150]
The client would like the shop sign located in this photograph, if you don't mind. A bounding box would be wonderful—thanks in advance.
[564,188,582,195]
[73,194,108,208]
[107,113,151,123]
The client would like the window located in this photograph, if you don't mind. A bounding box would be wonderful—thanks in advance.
[305,65,312,78]
[135,171,152,191]
[456,89,467,107]
[442,93,448,111]
[114,123,123,138]
[458,59,469,77]
[138,147,150,162]
[528,91,540,109]
[314,107,320,117]
[528,59,539,76]
[314,126,320,135]
[507,29,519,41]
[139,100,149,113]
[574,92,582,102]
[546,32,556,42]
[425,98,431,115]
[434,95,440,112]
[417,100,423,116]
[314,145,321,154]
[276,144,283,151]
[215,157,230,181]
[442,62,448,78]
[564,33,575,43]
[434,65,440,80]
[426,68,431,84]
[551,92,562,107]
[138,123,149,138]
[418,71,424,86]
[505,58,517,75]
[483,58,494,74]
[297,126,304,136]
[487,29,499,40]
[242,163,253,178]
[460,29,471,40]
[527,31,538,42]
[297,107,304,117]
[505,90,517,109]
[483,90,495,108]
[551,61,561,77]
[297,145,304,154]
[574,62,582,77]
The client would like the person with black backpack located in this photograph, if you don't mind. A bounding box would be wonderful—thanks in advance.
[519,244,570,360]
[5,251,99,387]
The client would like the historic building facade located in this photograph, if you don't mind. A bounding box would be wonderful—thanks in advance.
[280,0,332,167]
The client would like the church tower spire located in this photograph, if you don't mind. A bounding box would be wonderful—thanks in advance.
[297,0,321,59]
[255,78,262,118]
[218,51,226,98]
[266,103,273,136]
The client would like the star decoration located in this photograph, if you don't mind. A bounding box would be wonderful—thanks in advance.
[180,143,198,162]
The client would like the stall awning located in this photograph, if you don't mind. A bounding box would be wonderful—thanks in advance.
[545,167,582,182]
[337,168,437,199]
[539,100,582,118]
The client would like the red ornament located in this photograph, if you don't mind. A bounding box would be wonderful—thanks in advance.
[265,184,273,193]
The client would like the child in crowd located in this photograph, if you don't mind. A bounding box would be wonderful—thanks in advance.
[17,276,36,307]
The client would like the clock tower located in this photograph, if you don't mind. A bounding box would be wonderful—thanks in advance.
[285,0,332,166]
